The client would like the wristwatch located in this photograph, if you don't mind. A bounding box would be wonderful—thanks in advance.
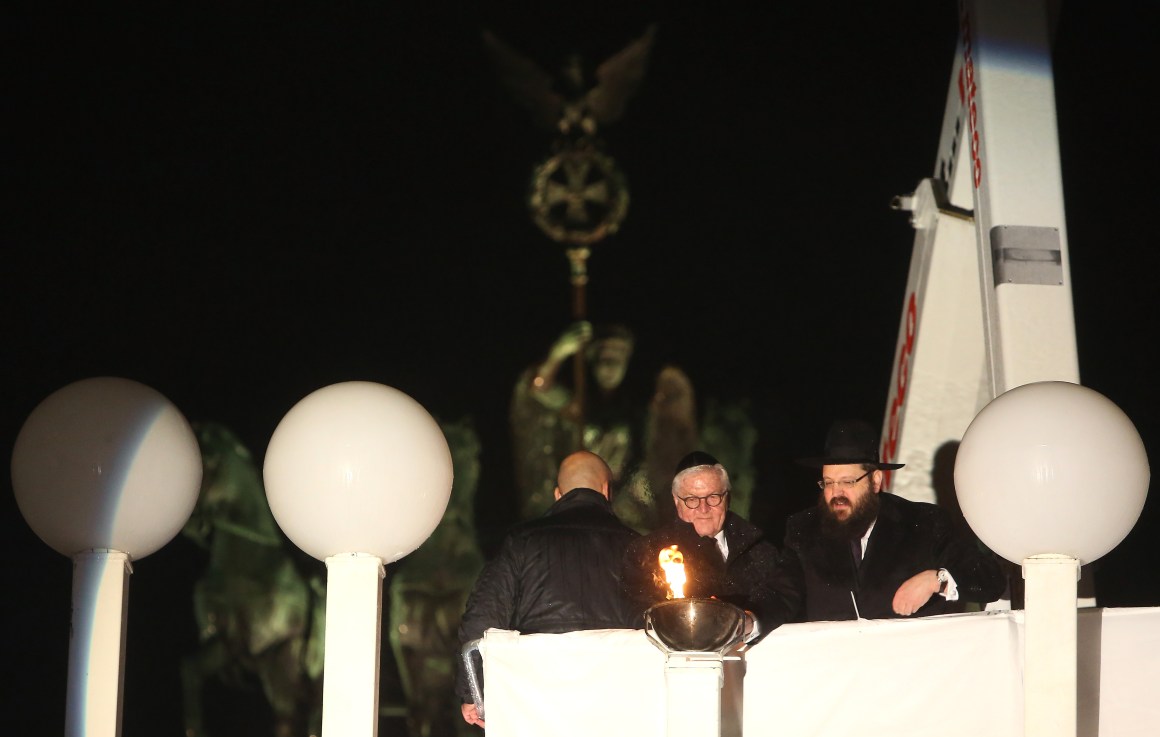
[936,568,950,595]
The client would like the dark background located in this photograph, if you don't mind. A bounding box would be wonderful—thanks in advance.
[4,2,1157,735]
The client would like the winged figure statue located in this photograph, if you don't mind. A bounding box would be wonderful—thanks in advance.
[482,24,657,136]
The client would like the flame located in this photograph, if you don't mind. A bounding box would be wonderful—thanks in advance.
[658,545,686,599]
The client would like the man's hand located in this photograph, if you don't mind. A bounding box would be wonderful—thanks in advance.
[892,569,939,616]
[461,703,485,728]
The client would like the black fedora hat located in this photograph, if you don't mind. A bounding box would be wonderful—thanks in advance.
[797,419,904,470]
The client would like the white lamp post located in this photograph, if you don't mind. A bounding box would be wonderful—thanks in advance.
[955,381,1149,737]
[11,377,202,737]
[263,381,452,737]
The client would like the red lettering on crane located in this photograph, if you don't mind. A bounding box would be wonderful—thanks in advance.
[881,292,917,488]
[959,1,982,189]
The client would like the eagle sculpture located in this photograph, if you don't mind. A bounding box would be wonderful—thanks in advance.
[482,24,658,136]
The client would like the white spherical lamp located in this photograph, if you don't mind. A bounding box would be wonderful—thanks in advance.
[955,381,1149,565]
[12,377,203,559]
[263,381,453,563]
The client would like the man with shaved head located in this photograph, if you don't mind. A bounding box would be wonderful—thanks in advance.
[456,451,640,728]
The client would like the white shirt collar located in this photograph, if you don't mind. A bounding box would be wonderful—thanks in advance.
[857,519,877,557]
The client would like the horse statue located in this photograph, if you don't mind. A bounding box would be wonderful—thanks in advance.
[388,417,486,737]
[181,422,325,737]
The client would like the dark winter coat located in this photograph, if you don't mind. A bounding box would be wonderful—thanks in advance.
[621,511,791,638]
[779,492,1006,622]
[456,488,639,701]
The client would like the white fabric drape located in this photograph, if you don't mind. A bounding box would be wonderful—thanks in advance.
[478,607,1160,737]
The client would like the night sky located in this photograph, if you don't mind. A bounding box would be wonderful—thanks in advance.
[4,2,1158,735]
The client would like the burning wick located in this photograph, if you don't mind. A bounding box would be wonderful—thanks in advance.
[658,545,686,599]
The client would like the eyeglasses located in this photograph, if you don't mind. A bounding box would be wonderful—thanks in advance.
[677,492,728,509]
[817,472,870,492]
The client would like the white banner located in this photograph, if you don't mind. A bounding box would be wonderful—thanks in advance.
[478,607,1160,737]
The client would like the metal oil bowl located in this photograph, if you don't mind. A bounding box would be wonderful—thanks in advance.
[644,598,745,654]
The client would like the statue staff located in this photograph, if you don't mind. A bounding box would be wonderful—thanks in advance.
[485,24,656,451]
[566,245,591,445]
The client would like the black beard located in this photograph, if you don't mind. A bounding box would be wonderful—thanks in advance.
[818,488,880,541]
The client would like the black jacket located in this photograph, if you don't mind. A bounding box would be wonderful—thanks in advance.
[456,488,639,700]
[621,511,791,637]
[780,492,1006,622]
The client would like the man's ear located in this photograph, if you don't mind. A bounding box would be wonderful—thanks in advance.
[553,486,563,501]
[871,469,885,493]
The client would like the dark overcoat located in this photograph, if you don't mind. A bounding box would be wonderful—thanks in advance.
[621,511,792,637]
[456,488,639,701]
[780,492,1006,622]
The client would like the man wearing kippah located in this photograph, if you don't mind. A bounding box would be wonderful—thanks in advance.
[621,451,791,641]
[777,419,1005,621]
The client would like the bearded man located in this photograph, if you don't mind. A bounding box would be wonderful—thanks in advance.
[778,420,1005,622]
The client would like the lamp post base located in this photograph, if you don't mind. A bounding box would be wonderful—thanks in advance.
[664,652,725,737]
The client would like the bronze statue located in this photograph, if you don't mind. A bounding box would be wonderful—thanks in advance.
[510,322,759,531]
[481,25,656,140]
[387,418,485,737]
[487,23,758,530]
[510,322,699,532]
[182,419,486,737]
[698,398,758,521]
[483,24,656,246]
[181,422,324,737]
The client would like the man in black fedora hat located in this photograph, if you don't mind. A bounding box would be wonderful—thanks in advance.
[775,419,1005,622]
[621,451,791,640]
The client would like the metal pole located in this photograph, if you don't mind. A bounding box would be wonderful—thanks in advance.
[566,246,590,447]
